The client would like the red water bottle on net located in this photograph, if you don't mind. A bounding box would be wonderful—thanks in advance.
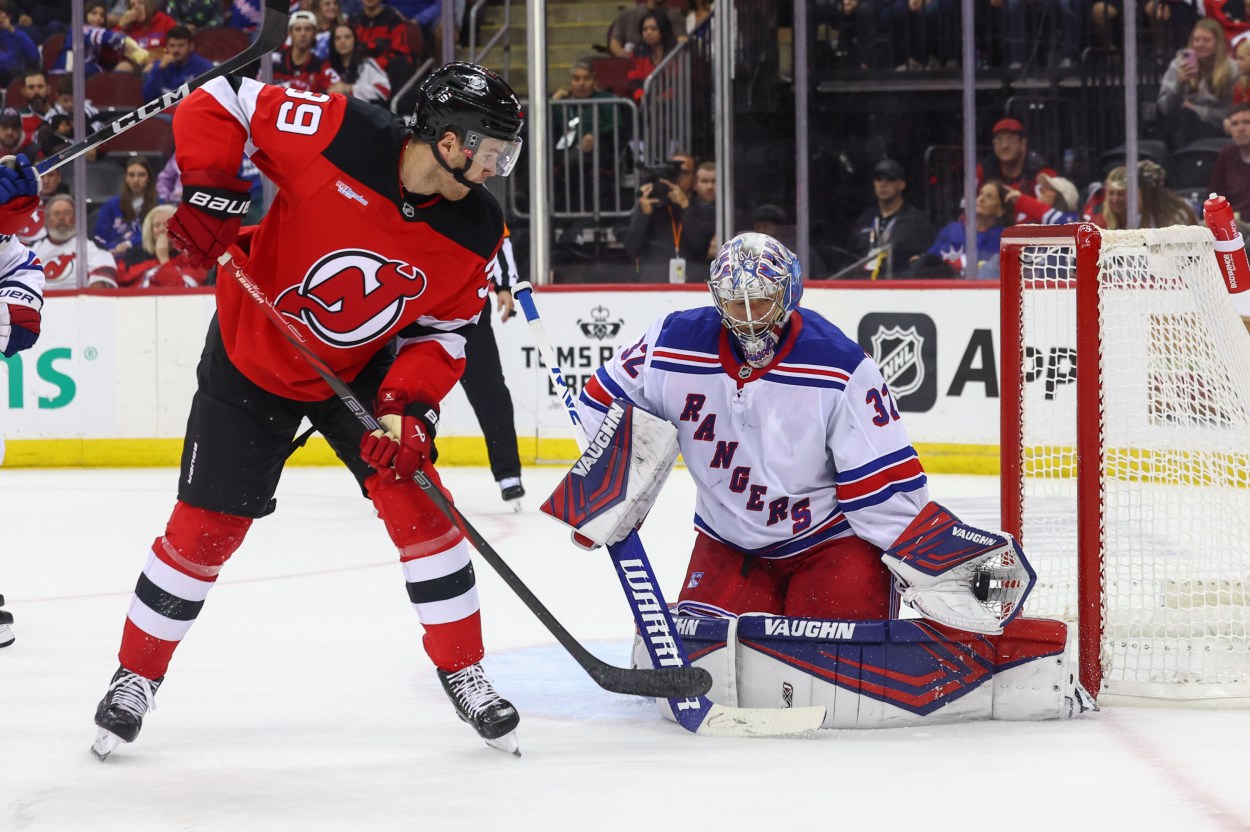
[1203,193,1250,294]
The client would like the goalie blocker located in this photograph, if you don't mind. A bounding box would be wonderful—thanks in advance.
[541,400,679,550]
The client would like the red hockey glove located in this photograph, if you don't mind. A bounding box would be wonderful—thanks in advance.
[167,169,252,269]
[0,300,39,357]
[359,390,440,480]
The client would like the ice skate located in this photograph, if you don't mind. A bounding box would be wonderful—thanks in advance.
[499,479,525,513]
[91,666,163,760]
[0,594,13,648]
[437,662,520,756]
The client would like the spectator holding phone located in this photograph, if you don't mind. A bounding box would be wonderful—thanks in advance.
[1158,18,1238,149]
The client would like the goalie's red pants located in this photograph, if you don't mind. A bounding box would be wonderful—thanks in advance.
[676,532,892,619]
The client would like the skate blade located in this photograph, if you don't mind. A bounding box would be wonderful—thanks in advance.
[0,624,13,648]
[91,728,123,761]
[485,730,520,757]
[507,499,523,513]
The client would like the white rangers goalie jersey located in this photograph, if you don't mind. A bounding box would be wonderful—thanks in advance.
[575,306,929,557]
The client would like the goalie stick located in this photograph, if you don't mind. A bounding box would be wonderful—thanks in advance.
[513,281,827,738]
[220,252,709,701]
[36,0,290,176]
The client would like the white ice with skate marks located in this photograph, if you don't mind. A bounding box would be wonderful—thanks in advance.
[3,466,1250,831]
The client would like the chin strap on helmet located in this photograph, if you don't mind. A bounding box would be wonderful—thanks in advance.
[428,137,478,189]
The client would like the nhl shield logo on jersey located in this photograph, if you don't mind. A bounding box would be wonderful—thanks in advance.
[275,249,428,347]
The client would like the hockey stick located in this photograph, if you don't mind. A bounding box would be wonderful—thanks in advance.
[512,281,827,737]
[36,0,290,176]
[219,252,709,700]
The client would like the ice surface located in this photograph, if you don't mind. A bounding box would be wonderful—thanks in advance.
[2,466,1248,831]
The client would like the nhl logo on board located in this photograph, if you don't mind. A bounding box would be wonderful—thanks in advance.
[782,681,794,708]
[577,305,623,340]
[870,324,926,398]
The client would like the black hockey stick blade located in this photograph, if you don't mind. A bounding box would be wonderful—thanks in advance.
[222,254,712,701]
[414,475,713,700]
[38,0,289,175]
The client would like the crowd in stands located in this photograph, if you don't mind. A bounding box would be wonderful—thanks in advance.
[15,0,1250,286]
[0,0,468,290]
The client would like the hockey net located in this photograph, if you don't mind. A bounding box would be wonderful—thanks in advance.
[1000,224,1250,704]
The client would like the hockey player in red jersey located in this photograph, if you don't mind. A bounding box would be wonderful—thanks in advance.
[91,62,527,759]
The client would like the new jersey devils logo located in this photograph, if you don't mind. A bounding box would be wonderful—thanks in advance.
[274,249,428,346]
[43,253,76,284]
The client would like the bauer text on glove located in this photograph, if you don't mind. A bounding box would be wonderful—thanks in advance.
[167,169,251,268]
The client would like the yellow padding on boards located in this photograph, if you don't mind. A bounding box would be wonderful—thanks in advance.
[1,438,1000,476]
[2,436,578,469]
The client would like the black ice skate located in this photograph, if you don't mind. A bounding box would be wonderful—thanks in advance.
[0,594,13,648]
[437,662,520,756]
[91,666,163,761]
[499,479,525,513]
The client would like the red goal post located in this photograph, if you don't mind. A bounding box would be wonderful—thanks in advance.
[1000,222,1250,705]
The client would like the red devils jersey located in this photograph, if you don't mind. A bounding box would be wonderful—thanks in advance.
[174,76,504,403]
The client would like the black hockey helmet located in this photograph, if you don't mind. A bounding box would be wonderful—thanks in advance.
[413,62,525,177]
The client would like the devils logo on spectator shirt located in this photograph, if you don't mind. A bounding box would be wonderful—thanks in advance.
[275,249,427,347]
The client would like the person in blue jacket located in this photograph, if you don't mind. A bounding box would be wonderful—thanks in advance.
[910,180,1013,279]
[0,0,37,87]
[141,25,214,101]
[93,156,162,259]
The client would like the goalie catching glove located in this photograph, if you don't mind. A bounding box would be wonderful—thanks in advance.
[359,389,439,479]
[881,502,1036,635]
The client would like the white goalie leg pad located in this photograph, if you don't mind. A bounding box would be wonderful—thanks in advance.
[705,614,1086,727]
[633,614,1086,726]
[992,618,1092,720]
[542,400,679,549]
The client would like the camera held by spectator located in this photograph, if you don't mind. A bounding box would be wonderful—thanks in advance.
[637,160,684,203]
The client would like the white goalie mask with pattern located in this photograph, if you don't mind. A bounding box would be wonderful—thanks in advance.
[707,232,804,368]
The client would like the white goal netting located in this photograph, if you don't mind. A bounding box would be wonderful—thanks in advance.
[1009,226,1250,702]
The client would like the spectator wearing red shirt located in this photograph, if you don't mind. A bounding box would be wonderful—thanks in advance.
[119,205,209,289]
[16,69,49,149]
[625,11,677,102]
[350,0,412,83]
[975,118,1057,219]
[1210,103,1250,218]
[116,0,177,58]
[318,23,390,104]
[273,11,326,93]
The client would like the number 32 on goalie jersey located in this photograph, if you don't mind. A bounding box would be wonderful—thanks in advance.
[865,383,900,426]
[276,89,331,136]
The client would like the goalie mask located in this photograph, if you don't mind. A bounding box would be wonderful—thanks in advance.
[413,62,525,180]
[707,233,803,368]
